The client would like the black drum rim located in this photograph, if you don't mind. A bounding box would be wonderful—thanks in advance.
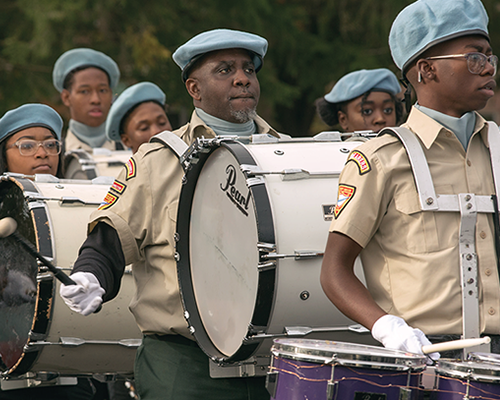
[176,139,277,363]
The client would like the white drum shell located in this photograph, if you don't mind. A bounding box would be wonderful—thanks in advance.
[180,139,374,364]
[2,176,141,377]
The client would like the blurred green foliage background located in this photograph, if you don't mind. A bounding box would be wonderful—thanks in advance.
[1,0,500,136]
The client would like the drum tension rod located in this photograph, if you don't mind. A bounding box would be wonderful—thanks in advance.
[260,250,324,261]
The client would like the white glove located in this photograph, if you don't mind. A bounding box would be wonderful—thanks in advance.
[59,272,105,316]
[371,315,440,362]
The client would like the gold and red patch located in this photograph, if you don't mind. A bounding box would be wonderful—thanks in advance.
[125,158,137,180]
[346,150,371,175]
[334,184,356,219]
[98,192,118,210]
[110,180,126,195]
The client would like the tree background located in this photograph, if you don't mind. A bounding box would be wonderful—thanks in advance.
[1,0,499,137]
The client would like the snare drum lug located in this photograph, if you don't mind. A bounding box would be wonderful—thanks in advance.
[174,252,180,262]
[174,232,180,242]
[189,326,196,334]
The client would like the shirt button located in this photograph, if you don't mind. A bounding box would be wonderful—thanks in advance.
[480,231,487,239]
[485,268,492,276]
[489,308,496,315]
[467,160,472,166]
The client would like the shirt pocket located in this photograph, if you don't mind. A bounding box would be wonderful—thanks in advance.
[394,185,455,253]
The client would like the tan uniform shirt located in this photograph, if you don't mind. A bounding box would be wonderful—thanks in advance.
[330,107,500,335]
[88,111,280,337]
[65,128,117,153]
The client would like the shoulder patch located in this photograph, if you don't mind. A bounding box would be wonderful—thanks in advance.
[98,192,118,210]
[346,150,371,175]
[334,184,356,219]
[125,158,137,180]
[110,180,126,195]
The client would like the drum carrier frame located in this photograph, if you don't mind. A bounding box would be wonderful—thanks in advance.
[381,123,500,357]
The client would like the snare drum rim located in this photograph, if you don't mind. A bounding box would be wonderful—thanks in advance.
[271,339,427,371]
[437,358,500,383]
[176,139,277,362]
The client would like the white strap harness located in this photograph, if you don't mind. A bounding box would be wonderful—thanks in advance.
[382,123,500,355]
[150,130,189,158]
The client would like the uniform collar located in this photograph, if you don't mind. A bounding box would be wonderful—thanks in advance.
[405,106,488,149]
[182,110,280,142]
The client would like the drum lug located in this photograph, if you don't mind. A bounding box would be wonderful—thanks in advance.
[265,371,279,397]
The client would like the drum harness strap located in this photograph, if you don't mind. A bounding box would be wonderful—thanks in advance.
[151,131,189,159]
[382,123,500,356]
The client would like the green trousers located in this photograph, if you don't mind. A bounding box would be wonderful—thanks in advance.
[134,335,270,400]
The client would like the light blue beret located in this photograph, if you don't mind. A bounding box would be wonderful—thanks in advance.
[0,104,63,143]
[52,48,120,92]
[106,82,166,141]
[172,29,268,81]
[389,0,489,72]
[324,69,401,104]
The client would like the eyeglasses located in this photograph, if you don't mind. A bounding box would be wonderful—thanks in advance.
[6,139,62,156]
[425,52,498,76]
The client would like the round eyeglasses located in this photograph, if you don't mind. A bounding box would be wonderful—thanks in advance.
[7,139,62,156]
[425,52,498,76]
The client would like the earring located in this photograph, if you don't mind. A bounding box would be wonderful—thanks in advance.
[417,71,422,83]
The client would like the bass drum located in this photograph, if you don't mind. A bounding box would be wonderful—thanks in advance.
[176,136,375,370]
[0,174,141,378]
[64,149,133,180]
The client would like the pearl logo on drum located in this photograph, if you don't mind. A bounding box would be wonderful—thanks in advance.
[220,164,251,217]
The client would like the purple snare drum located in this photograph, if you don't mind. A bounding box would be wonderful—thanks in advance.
[435,356,500,399]
[267,339,427,400]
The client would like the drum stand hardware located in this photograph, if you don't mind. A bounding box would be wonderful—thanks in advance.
[240,164,340,181]
[209,357,270,378]
[0,373,78,391]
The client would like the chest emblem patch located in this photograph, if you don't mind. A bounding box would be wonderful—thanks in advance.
[347,150,371,175]
[334,184,356,219]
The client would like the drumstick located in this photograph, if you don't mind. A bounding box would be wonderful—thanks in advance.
[421,336,491,354]
[0,217,76,286]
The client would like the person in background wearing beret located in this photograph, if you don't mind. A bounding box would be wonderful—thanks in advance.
[0,104,99,400]
[315,68,403,134]
[53,48,122,179]
[321,0,499,362]
[59,29,283,399]
[106,82,172,153]
[0,104,63,177]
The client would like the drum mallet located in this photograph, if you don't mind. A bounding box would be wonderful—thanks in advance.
[422,336,491,354]
[0,216,76,286]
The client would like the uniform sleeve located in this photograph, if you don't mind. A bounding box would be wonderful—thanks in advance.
[72,222,125,302]
[329,147,391,248]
